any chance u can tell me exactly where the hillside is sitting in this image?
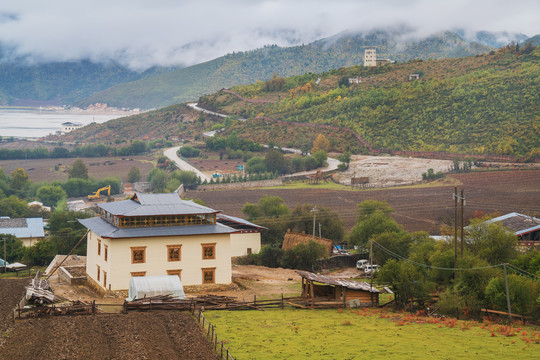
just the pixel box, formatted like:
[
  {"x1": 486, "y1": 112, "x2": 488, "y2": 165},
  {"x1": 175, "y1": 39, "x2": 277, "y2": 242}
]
[
  {"x1": 198, "y1": 46, "x2": 539, "y2": 158},
  {"x1": 0, "y1": 57, "x2": 170, "y2": 106},
  {"x1": 54, "y1": 46, "x2": 539, "y2": 160},
  {"x1": 77, "y1": 30, "x2": 492, "y2": 109}
]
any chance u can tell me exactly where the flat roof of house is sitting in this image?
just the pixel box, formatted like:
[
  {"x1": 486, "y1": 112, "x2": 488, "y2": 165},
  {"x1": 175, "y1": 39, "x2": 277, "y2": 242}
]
[
  {"x1": 98, "y1": 193, "x2": 220, "y2": 216},
  {"x1": 296, "y1": 270, "x2": 380, "y2": 293},
  {"x1": 487, "y1": 212, "x2": 540, "y2": 236},
  {"x1": 79, "y1": 217, "x2": 236, "y2": 239},
  {"x1": 0, "y1": 217, "x2": 45, "y2": 238}
]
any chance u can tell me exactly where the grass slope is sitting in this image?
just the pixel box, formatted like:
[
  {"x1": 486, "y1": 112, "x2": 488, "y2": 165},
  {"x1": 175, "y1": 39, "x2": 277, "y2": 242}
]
[{"x1": 206, "y1": 308, "x2": 539, "y2": 360}]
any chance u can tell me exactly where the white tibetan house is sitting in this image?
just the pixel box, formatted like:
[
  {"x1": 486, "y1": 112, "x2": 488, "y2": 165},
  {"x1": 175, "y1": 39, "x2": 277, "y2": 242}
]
[
  {"x1": 217, "y1": 214, "x2": 264, "y2": 257},
  {"x1": 79, "y1": 193, "x2": 262, "y2": 292}
]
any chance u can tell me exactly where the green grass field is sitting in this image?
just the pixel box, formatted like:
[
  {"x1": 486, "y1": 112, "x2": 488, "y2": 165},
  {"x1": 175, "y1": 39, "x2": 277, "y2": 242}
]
[{"x1": 205, "y1": 308, "x2": 539, "y2": 359}]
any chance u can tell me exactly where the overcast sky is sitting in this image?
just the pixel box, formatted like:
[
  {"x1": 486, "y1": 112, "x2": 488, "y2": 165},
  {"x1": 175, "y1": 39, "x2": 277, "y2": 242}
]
[{"x1": 1, "y1": 0, "x2": 538, "y2": 69}]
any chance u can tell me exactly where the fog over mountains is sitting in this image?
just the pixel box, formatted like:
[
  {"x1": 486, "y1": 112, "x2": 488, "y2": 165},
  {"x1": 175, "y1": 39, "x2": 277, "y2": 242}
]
[
  {"x1": 0, "y1": 27, "x2": 535, "y2": 109},
  {"x1": 1, "y1": 0, "x2": 538, "y2": 69}
]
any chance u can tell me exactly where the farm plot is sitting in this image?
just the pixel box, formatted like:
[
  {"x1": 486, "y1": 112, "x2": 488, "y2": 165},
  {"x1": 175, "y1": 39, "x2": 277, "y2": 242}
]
[
  {"x1": 188, "y1": 170, "x2": 540, "y2": 233},
  {"x1": 0, "y1": 279, "x2": 28, "y2": 333},
  {"x1": 0, "y1": 156, "x2": 154, "y2": 183},
  {"x1": 205, "y1": 308, "x2": 539, "y2": 360},
  {"x1": 0, "y1": 278, "x2": 219, "y2": 360},
  {"x1": 0, "y1": 311, "x2": 219, "y2": 360}
]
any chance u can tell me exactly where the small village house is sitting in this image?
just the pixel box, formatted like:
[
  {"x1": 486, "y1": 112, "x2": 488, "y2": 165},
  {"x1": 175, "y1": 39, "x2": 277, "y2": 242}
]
[
  {"x1": 216, "y1": 214, "x2": 264, "y2": 257},
  {"x1": 486, "y1": 212, "x2": 540, "y2": 248},
  {"x1": 0, "y1": 217, "x2": 46, "y2": 247},
  {"x1": 296, "y1": 270, "x2": 380, "y2": 307},
  {"x1": 61, "y1": 122, "x2": 83, "y2": 134},
  {"x1": 79, "y1": 193, "x2": 262, "y2": 292}
]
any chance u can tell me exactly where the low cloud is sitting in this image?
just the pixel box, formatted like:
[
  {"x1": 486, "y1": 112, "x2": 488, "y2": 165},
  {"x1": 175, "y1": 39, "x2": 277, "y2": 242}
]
[{"x1": 0, "y1": 0, "x2": 538, "y2": 70}]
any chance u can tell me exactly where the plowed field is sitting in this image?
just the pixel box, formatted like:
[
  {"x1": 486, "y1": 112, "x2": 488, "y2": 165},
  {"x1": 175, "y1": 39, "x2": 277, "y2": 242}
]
[
  {"x1": 0, "y1": 312, "x2": 218, "y2": 360},
  {"x1": 188, "y1": 170, "x2": 540, "y2": 234},
  {"x1": 0, "y1": 278, "x2": 28, "y2": 333},
  {"x1": 0, "y1": 279, "x2": 218, "y2": 360}
]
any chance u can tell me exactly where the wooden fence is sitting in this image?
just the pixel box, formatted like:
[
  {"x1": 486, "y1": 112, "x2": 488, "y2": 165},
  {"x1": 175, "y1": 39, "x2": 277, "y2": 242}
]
[{"x1": 193, "y1": 307, "x2": 235, "y2": 360}]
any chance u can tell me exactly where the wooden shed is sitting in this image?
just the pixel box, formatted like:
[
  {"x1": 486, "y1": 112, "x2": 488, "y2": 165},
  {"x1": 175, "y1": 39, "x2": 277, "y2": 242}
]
[{"x1": 296, "y1": 270, "x2": 380, "y2": 307}]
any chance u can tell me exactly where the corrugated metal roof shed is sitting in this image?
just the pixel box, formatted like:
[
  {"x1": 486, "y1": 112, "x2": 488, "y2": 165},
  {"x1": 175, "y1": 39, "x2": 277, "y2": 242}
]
[
  {"x1": 217, "y1": 214, "x2": 266, "y2": 229},
  {"x1": 78, "y1": 217, "x2": 236, "y2": 239},
  {"x1": 0, "y1": 217, "x2": 45, "y2": 238},
  {"x1": 98, "y1": 193, "x2": 220, "y2": 216},
  {"x1": 296, "y1": 270, "x2": 380, "y2": 293},
  {"x1": 487, "y1": 212, "x2": 540, "y2": 236}
]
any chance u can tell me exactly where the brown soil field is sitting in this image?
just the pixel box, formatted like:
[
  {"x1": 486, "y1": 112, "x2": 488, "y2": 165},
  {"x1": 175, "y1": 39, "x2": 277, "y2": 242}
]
[
  {"x1": 0, "y1": 278, "x2": 219, "y2": 360},
  {"x1": 187, "y1": 170, "x2": 540, "y2": 234},
  {"x1": 0, "y1": 312, "x2": 219, "y2": 360},
  {"x1": 0, "y1": 278, "x2": 28, "y2": 333},
  {"x1": 0, "y1": 156, "x2": 155, "y2": 183}
]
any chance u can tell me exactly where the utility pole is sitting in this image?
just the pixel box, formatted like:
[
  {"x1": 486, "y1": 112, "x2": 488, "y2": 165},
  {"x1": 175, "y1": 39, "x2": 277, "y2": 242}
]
[
  {"x1": 460, "y1": 189, "x2": 465, "y2": 258},
  {"x1": 319, "y1": 223, "x2": 322, "y2": 241},
  {"x1": 453, "y1": 187, "x2": 458, "y2": 280},
  {"x1": 369, "y1": 240, "x2": 374, "y2": 306},
  {"x1": 503, "y1": 264, "x2": 512, "y2": 323},
  {"x1": 3, "y1": 236, "x2": 6, "y2": 273},
  {"x1": 311, "y1": 207, "x2": 317, "y2": 241}
]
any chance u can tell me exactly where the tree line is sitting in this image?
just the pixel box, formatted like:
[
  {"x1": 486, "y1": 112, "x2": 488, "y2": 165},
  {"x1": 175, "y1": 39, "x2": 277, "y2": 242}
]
[{"x1": 0, "y1": 139, "x2": 171, "y2": 160}]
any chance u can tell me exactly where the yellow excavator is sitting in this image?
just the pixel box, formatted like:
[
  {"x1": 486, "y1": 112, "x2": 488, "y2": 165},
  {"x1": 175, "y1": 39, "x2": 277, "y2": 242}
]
[{"x1": 88, "y1": 185, "x2": 111, "y2": 199}]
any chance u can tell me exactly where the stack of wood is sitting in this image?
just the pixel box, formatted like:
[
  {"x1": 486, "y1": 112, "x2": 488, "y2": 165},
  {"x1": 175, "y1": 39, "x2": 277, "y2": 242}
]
[
  {"x1": 17, "y1": 300, "x2": 96, "y2": 318},
  {"x1": 25, "y1": 270, "x2": 56, "y2": 305}
]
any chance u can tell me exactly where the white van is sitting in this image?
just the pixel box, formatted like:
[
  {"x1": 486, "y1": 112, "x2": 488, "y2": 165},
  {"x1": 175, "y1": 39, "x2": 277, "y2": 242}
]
[
  {"x1": 356, "y1": 260, "x2": 368, "y2": 270},
  {"x1": 363, "y1": 264, "x2": 379, "y2": 275}
]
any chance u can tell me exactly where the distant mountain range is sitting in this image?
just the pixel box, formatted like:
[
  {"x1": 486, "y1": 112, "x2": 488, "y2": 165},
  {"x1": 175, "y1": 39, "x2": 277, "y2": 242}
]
[{"x1": 0, "y1": 29, "x2": 535, "y2": 109}]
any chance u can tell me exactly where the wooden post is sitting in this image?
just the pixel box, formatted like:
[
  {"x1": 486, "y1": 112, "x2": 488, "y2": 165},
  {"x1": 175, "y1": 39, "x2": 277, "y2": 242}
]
[
  {"x1": 281, "y1": 293, "x2": 284, "y2": 309},
  {"x1": 221, "y1": 343, "x2": 223, "y2": 358}
]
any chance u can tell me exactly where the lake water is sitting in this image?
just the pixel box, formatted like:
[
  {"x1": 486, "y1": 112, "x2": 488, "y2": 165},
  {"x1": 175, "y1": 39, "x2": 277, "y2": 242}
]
[{"x1": 0, "y1": 108, "x2": 131, "y2": 138}]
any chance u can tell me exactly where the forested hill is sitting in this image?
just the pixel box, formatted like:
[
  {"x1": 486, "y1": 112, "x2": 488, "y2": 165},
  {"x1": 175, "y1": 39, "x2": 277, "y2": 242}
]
[
  {"x1": 0, "y1": 57, "x2": 174, "y2": 106},
  {"x1": 77, "y1": 30, "x2": 492, "y2": 109},
  {"x1": 198, "y1": 45, "x2": 539, "y2": 158}
]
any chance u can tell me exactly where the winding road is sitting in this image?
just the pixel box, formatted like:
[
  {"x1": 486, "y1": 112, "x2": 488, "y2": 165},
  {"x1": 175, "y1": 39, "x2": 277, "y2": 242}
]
[
  {"x1": 164, "y1": 103, "x2": 340, "y2": 180},
  {"x1": 163, "y1": 146, "x2": 211, "y2": 182}
]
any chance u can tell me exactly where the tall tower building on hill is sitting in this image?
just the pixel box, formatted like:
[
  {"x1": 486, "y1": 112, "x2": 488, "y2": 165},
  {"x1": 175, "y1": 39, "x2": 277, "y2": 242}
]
[{"x1": 364, "y1": 47, "x2": 376, "y2": 67}]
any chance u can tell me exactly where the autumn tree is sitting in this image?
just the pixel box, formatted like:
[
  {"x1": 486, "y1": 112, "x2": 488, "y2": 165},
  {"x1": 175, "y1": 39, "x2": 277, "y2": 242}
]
[{"x1": 311, "y1": 134, "x2": 330, "y2": 153}]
